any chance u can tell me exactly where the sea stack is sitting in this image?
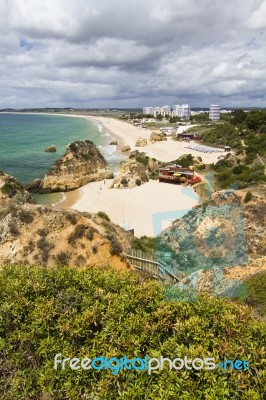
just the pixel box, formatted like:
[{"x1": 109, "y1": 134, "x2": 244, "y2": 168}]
[
  {"x1": 45, "y1": 145, "x2": 57, "y2": 152},
  {"x1": 39, "y1": 140, "x2": 113, "y2": 192}
]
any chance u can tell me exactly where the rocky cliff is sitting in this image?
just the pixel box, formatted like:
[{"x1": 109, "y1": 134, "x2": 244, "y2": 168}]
[
  {"x1": 29, "y1": 140, "x2": 113, "y2": 193},
  {"x1": 0, "y1": 170, "x2": 34, "y2": 210},
  {"x1": 0, "y1": 202, "x2": 133, "y2": 271},
  {"x1": 110, "y1": 151, "x2": 162, "y2": 189}
]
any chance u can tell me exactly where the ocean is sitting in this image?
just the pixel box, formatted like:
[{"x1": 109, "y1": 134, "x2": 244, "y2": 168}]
[{"x1": 0, "y1": 113, "x2": 124, "y2": 204}]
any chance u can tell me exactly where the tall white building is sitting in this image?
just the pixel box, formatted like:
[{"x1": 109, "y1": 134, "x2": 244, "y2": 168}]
[
  {"x1": 143, "y1": 107, "x2": 154, "y2": 115},
  {"x1": 153, "y1": 107, "x2": 161, "y2": 117},
  {"x1": 173, "y1": 104, "x2": 191, "y2": 119},
  {"x1": 173, "y1": 105, "x2": 181, "y2": 117},
  {"x1": 180, "y1": 104, "x2": 191, "y2": 120},
  {"x1": 209, "y1": 104, "x2": 221, "y2": 120},
  {"x1": 161, "y1": 105, "x2": 171, "y2": 117}
]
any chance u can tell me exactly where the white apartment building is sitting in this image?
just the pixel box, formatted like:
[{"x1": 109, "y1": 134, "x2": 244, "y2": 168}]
[
  {"x1": 173, "y1": 105, "x2": 181, "y2": 117},
  {"x1": 152, "y1": 107, "x2": 161, "y2": 117},
  {"x1": 161, "y1": 105, "x2": 171, "y2": 117},
  {"x1": 181, "y1": 104, "x2": 191, "y2": 120},
  {"x1": 143, "y1": 107, "x2": 154, "y2": 115},
  {"x1": 173, "y1": 104, "x2": 191, "y2": 119},
  {"x1": 209, "y1": 104, "x2": 221, "y2": 120}
]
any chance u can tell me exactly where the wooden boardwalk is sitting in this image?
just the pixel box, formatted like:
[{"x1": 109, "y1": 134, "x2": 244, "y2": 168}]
[{"x1": 124, "y1": 249, "x2": 185, "y2": 285}]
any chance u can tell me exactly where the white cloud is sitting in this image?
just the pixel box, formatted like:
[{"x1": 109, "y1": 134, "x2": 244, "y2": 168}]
[{"x1": 0, "y1": 0, "x2": 266, "y2": 108}]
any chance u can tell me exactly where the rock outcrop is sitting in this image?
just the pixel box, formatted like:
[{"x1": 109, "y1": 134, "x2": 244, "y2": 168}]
[
  {"x1": 0, "y1": 170, "x2": 34, "y2": 210},
  {"x1": 110, "y1": 159, "x2": 149, "y2": 189},
  {"x1": 135, "y1": 137, "x2": 147, "y2": 147},
  {"x1": 121, "y1": 144, "x2": 131, "y2": 152},
  {"x1": 0, "y1": 203, "x2": 133, "y2": 270},
  {"x1": 110, "y1": 151, "x2": 163, "y2": 189},
  {"x1": 45, "y1": 145, "x2": 57, "y2": 152},
  {"x1": 149, "y1": 132, "x2": 167, "y2": 144},
  {"x1": 34, "y1": 141, "x2": 113, "y2": 192}
]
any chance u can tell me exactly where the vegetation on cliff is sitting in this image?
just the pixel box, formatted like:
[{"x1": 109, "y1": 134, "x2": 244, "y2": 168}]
[{"x1": 0, "y1": 264, "x2": 265, "y2": 399}]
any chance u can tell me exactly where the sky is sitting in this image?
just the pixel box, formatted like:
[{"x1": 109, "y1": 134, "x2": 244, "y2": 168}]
[{"x1": 1, "y1": 0, "x2": 266, "y2": 109}]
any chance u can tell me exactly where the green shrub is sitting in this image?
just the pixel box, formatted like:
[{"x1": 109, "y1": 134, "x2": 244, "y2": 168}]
[
  {"x1": 97, "y1": 211, "x2": 110, "y2": 221},
  {"x1": 234, "y1": 271, "x2": 266, "y2": 318},
  {"x1": 132, "y1": 236, "x2": 156, "y2": 254},
  {"x1": 107, "y1": 232, "x2": 123, "y2": 255},
  {"x1": 55, "y1": 251, "x2": 70, "y2": 265},
  {"x1": 86, "y1": 227, "x2": 95, "y2": 241},
  {"x1": 65, "y1": 213, "x2": 77, "y2": 225},
  {"x1": 19, "y1": 209, "x2": 34, "y2": 224},
  {"x1": 1, "y1": 182, "x2": 17, "y2": 197},
  {"x1": 68, "y1": 224, "x2": 86, "y2": 244},
  {"x1": 244, "y1": 191, "x2": 253, "y2": 203},
  {"x1": 0, "y1": 265, "x2": 265, "y2": 399},
  {"x1": 135, "y1": 178, "x2": 141, "y2": 186},
  {"x1": 196, "y1": 163, "x2": 206, "y2": 170}
]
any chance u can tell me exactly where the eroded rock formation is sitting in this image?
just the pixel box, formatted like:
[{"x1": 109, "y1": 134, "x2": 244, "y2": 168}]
[{"x1": 31, "y1": 141, "x2": 114, "y2": 192}]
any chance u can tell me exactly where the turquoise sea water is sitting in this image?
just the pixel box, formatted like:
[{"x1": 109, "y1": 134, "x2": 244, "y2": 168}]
[
  {"x1": 0, "y1": 113, "x2": 108, "y2": 184},
  {"x1": 0, "y1": 113, "x2": 125, "y2": 205}
]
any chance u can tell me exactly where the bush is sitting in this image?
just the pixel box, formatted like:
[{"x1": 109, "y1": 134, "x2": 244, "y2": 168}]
[
  {"x1": 55, "y1": 251, "x2": 70, "y2": 265},
  {"x1": 66, "y1": 213, "x2": 77, "y2": 225},
  {"x1": 132, "y1": 236, "x2": 156, "y2": 253},
  {"x1": 107, "y1": 232, "x2": 123, "y2": 255},
  {"x1": 68, "y1": 224, "x2": 86, "y2": 244},
  {"x1": 19, "y1": 209, "x2": 34, "y2": 224},
  {"x1": 97, "y1": 211, "x2": 110, "y2": 221},
  {"x1": 1, "y1": 182, "x2": 17, "y2": 198},
  {"x1": 244, "y1": 191, "x2": 253, "y2": 203},
  {"x1": 196, "y1": 163, "x2": 206, "y2": 170},
  {"x1": 135, "y1": 178, "x2": 141, "y2": 186},
  {"x1": 234, "y1": 271, "x2": 266, "y2": 318},
  {"x1": 9, "y1": 222, "x2": 19, "y2": 236},
  {"x1": 37, "y1": 236, "x2": 54, "y2": 252},
  {"x1": 121, "y1": 177, "x2": 128, "y2": 186},
  {"x1": 92, "y1": 245, "x2": 98, "y2": 254},
  {"x1": 0, "y1": 265, "x2": 265, "y2": 399},
  {"x1": 86, "y1": 227, "x2": 95, "y2": 241}
]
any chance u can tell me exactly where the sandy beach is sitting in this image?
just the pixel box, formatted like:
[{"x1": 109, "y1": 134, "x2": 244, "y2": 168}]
[
  {"x1": 90, "y1": 116, "x2": 227, "y2": 164},
  {"x1": 57, "y1": 179, "x2": 199, "y2": 237},
  {"x1": 55, "y1": 114, "x2": 225, "y2": 237}
]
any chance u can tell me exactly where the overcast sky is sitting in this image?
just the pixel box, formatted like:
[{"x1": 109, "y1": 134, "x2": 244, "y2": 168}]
[{"x1": 1, "y1": 0, "x2": 266, "y2": 108}]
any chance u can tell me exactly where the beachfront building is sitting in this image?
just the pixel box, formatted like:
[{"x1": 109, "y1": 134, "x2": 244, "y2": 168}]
[
  {"x1": 173, "y1": 105, "x2": 181, "y2": 117},
  {"x1": 173, "y1": 104, "x2": 191, "y2": 119},
  {"x1": 209, "y1": 104, "x2": 221, "y2": 120},
  {"x1": 143, "y1": 107, "x2": 154, "y2": 115},
  {"x1": 180, "y1": 104, "x2": 191, "y2": 120},
  {"x1": 153, "y1": 107, "x2": 162, "y2": 117},
  {"x1": 161, "y1": 105, "x2": 171, "y2": 117}
]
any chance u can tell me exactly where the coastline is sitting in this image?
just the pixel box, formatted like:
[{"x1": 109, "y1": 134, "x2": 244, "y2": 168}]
[
  {"x1": 56, "y1": 179, "x2": 199, "y2": 237},
  {"x1": 53, "y1": 114, "x2": 225, "y2": 236},
  {"x1": 9, "y1": 111, "x2": 220, "y2": 236}
]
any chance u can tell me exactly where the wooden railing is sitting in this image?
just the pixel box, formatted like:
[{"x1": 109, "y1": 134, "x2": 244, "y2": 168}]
[{"x1": 124, "y1": 249, "x2": 185, "y2": 285}]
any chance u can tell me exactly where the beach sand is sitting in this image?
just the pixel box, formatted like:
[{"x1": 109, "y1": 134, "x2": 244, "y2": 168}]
[
  {"x1": 90, "y1": 116, "x2": 227, "y2": 164},
  {"x1": 57, "y1": 179, "x2": 199, "y2": 237},
  {"x1": 55, "y1": 114, "x2": 225, "y2": 237}
]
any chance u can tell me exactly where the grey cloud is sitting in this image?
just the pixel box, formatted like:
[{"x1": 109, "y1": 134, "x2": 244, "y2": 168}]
[{"x1": 0, "y1": 0, "x2": 266, "y2": 108}]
